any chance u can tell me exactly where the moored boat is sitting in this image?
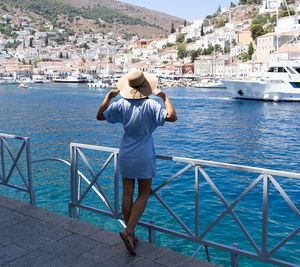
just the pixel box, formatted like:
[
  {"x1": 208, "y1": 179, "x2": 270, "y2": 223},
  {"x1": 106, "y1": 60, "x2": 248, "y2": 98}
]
[
  {"x1": 53, "y1": 74, "x2": 88, "y2": 83},
  {"x1": 222, "y1": 62, "x2": 300, "y2": 102}
]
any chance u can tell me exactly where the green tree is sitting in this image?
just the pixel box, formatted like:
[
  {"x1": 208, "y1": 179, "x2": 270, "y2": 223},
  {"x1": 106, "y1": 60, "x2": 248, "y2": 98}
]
[
  {"x1": 176, "y1": 34, "x2": 184, "y2": 43},
  {"x1": 29, "y1": 37, "x2": 33, "y2": 48},
  {"x1": 45, "y1": 36, "x2": 49, "y2": 46},
  {"x1": 171, "y1": 22, "x2": 175, "y2": 34},
  {"x1": 190, "y1": 50, "x2": 199, "y2": 62},
  {"x1": 250, "y1": 24, "x2": 264, "y2": 40},
  {"x1": 201, "y1": 24, "x2": 204, "y2": 36},
  {"x1": 177, "y1": 45, "x2": 186, "y2": 59},
  {"x1": 184, "y1": 20, "x2": 187, "y2": 27},
  {"x1": 248, "y1": 42, "x2": 254, "y2": 60},
  {"x1": 217, "y1": 5, "x2": 221, "y2": 13}
]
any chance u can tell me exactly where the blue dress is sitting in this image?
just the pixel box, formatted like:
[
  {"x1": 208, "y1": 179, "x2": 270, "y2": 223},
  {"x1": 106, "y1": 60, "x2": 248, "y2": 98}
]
[{"x1": 103, "y1": 98, "x2": 167, "y2": 179}]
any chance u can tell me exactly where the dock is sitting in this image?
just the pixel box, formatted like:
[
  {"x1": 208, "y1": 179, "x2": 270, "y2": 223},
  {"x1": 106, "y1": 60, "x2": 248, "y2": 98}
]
[{"x1": 0, "y1": 195, "x2": 220, "y2": 267}]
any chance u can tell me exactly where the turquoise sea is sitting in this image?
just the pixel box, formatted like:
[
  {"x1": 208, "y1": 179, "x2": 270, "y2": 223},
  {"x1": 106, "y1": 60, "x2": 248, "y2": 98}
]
[{"x1": 0, "y1": 83, "x2": 299, "y2": 266}]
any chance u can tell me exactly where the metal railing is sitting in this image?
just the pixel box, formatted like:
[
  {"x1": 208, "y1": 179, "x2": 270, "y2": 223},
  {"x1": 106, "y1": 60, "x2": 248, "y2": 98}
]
[
  {"x1": 69, "y1": 142, "x2": 300, "y2": 267},
  {"x1": 0, "y1": 134, "x2": 298, "y2": 266},
  {"x1": 0, "y1": 133, "x2": 35, "y2": 205}
]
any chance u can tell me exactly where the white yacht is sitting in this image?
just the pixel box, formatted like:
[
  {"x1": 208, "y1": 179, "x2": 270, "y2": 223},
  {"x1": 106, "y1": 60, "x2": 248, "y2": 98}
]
[
  {"x1": 222, "y1": 62, "x2": 300, "y2": 102},
  {"x1": 53, "y1": 74, "x2": 89, "y2": 83}
]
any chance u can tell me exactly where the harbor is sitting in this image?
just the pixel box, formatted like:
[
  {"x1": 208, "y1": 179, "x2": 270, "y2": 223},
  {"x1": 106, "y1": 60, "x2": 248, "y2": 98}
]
[{"x1": 0, "y1": 83, "x2": 299, "y2": 266}]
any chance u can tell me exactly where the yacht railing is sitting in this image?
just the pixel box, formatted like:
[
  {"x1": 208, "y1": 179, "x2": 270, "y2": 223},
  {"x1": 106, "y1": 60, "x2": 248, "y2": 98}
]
[{"x1": 69, "y1": 142, "x2": 299, "y2": 267}]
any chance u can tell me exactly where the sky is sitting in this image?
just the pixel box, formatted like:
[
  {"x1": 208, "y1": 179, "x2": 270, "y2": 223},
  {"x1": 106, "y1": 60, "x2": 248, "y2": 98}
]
[{"x1": 118, "y1": 0, "x2": 239, "y2": 22}]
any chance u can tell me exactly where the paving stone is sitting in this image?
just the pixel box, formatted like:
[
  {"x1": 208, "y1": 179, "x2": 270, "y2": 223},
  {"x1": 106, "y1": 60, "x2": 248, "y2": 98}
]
[
  {"x1": 8, "y1": 249, "x2": 58, "y2": 267},
  {"x1": 0, "y1": 212, "x2": 29, "y2": 231},
  {"x1": 103, "y1": 249, "x2": 140, "y2": 266},
  {"x1": 154, "y1": 249, "x2": 213, "y2": 267},
  {"x1": 87, "y1": 227, "x2": 121, "y2": 247},
  {"x1": 38, "y1": 233, "x2": 99, "y2": 260},
  {"x1": 0, "y1": 195, "x2": 218, "y2": 267},
  {"x1": 77, "y1": 242, "x2": 120, "y2": 262},
  {"x1": 22, "y1": 206, "x2": 74, "y2": 227},
  {"x1": 0, "y1": 218, "x2": 71, "y2": 251},
  {"x1": 126, "y1": 257, "x2": 166, "y2": 267},
  {"x1": 175, "y1": 256, "x2": 220, "y2": 267},
  {"x1": 135, "y1": 240, "x2": 172, "y2": 261},
  {"x1": 0, "y1": 245, "x2": 27, "y2": 265},
  {"x1": 63, "y1": 218, "x2": 100, "y2": 237}
]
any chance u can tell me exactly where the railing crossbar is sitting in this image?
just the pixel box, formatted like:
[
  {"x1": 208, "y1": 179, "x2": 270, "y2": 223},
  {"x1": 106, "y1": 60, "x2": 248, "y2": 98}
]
[
  {"x1": 269, "y1": 176, "x2": 300, "y2": 219},
  {"x1": 152, "y1": 191, "x2": 194, "y2": 237},
  {"x1": 152, "y1": 163, "x2": 193, "y2": 193},
  {"x1": 76, "y1": 148, "x2": 114, "y2": 213},
  {"x1": 199, "y1": 167, "x2": 261, "y2": 254},
  {"x1": 1, "y1": 137, "x2": 29, "y2": 189},
  {"x1": 157, "y1": 155, "x2": 300, "y2": 179},
  {"x1": 0, "y1": 182, "x2": 29, "y2": 192},
  {"x1": 192, "y1": 244, "x2": 204, "y2": 257},
  {"x1": 198, "y1": 174, "x2": 264, "y2": 241},
  {"x1": 77, "y1": 150, "x2": 113, "y2": 204},
  {"x1": 5, "y1": 140, "x2": 26, "y2": 183}
]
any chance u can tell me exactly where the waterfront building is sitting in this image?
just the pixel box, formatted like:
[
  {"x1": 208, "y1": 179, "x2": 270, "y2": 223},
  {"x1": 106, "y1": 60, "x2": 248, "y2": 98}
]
[{"x1": 256, "y1": 32, "x2": 294, "y2": 64}]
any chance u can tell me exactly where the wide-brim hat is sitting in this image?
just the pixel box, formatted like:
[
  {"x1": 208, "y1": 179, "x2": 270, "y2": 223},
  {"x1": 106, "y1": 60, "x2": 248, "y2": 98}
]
[{"x1": 117, "y1": 69, "x2": 158, "y2": 99}]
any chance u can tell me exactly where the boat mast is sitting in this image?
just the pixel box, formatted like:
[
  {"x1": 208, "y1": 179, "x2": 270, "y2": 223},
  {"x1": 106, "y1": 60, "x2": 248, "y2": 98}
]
[
  {"x1": 113, "y1": 19, "x2": 116, "y2": 75},
  {"x1": 276, "y1": 0, "x2": 279, "y2": 62},
  {"x1": 229, "y1": 10, "x2": 232, "y2": 78}
]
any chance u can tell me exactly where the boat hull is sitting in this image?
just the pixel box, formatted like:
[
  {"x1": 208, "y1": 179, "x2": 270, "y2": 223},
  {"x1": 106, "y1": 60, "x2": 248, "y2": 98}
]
[
  {"x1": 222, "y1": 80, "x2": 300, "y2": 102},
  {"x1": 53, "y1": 80, "x2": 88, "y2": 83}
]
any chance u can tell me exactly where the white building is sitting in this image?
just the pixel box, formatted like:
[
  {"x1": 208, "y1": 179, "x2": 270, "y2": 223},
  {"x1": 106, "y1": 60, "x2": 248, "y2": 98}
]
[
  {"x1": 276, "y1": 16, "x2": 300, "y2": 34},
  {"x1": 259, "y1": 0, "x2": 283, "y2": 14}
]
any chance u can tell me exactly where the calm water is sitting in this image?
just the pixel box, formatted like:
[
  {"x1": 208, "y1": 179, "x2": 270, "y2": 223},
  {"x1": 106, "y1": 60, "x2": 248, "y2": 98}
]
[{"x1": 0, "y1": 83, "x2": 299, "y2": 266}]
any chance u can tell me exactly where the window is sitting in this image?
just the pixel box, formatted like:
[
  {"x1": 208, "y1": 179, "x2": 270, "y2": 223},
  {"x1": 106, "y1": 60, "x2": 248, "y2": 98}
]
[
  {"x1": 267, "y1": 67, "x2": 287, "y2": 73},
  {"x1": 286, "y1": 67, "x2": 295, "y2": 74},
  {"x1": 294, "y1": 67, "x2": 300, "y2": 74}
]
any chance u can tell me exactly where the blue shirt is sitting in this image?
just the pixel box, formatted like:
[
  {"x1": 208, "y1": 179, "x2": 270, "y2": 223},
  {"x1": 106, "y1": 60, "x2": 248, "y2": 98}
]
[{"x1": 103, "y1": 98, "x2": 167, "y2": 179}]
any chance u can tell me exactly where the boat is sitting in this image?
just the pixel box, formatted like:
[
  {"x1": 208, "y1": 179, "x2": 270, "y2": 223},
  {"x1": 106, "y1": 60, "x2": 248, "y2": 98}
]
[
  {"x1": 88, "y1": 80, "x2": 108, "y2": 89},
  {"x1": 194, "y1": 79, "x2": 226, "y2": 89},
  {"x1": 53, "y1": 74, "x2": 89, "y2": 83},
  {"x1": 18, "y1": 83, "x2": 29, "y2": 88},
  {"x1": 222, "y1": 62, "x2": 300, "y2": 102}
]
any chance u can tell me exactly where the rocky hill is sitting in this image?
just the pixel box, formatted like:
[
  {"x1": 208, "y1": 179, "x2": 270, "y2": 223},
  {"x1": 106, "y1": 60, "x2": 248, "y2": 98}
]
[{"x1": 0, "y1": 0, "x2": 185, "y2": 38}]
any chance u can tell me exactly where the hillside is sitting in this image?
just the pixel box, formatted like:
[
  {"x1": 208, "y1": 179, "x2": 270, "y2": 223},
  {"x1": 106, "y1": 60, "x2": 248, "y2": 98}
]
[
  {"x1": 64, "y1": 0, "x2": 185, "y2": 34},
  {"x1": 0, "y1": 0, "x2": 185, "y2": 38}
]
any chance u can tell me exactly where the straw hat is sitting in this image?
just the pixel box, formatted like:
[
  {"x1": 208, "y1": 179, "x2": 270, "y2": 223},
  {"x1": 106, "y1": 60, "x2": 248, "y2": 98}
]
[{"x1": 117, "y1": 69, "x2": 158, "y2": 99}]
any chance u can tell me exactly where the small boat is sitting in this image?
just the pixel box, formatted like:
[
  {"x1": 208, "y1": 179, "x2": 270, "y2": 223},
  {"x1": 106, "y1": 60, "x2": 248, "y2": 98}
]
[
  {"x1": 222, "y1": 61, "x2": 300, "y2": 102},
  {"x1": 53, "y1": 74, "x2": 89, "y2": 83},
  {"x1": 88, "y1": 80, "x2": 108, "y2": 89},
  {"x1": 18, "y1": 83, "x2": 29, "y2": 88}
]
